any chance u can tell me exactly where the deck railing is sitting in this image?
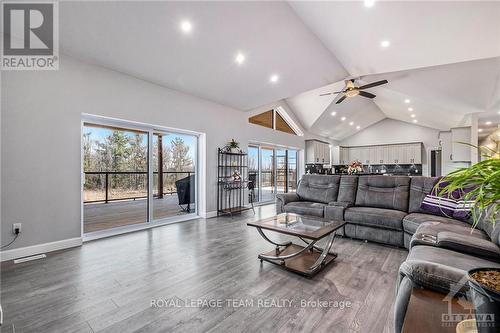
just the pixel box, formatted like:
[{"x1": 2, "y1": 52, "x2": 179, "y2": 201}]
[
  {"x1": 84, "y1": 171, "x2": 193, "y2": 204},
  {"x1": 249, "y1": 170, "x2": 297, "y2": 191}
]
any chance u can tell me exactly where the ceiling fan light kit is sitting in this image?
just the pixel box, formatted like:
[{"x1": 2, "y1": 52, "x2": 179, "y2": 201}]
[{"x1": 320, "y1": 78, "x2": 389, "y2": 104}]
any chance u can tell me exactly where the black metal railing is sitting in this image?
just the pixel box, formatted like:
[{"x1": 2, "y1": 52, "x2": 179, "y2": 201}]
[
  {"x1": 248, "y1": 170, "x2": 297, "y2": 191},
  {"x1": 84, "y1": 171, "x2": 194, "y2": 204}
]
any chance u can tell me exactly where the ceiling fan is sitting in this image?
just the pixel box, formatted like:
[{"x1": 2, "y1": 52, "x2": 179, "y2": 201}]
[{"x1": 320, "y1": 78, "x2": 388, "y2": 104}]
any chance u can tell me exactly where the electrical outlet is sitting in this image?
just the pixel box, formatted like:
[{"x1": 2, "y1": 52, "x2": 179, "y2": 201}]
[{"x1": 13, "y1": 223, "x2": 22, "y2": 234}]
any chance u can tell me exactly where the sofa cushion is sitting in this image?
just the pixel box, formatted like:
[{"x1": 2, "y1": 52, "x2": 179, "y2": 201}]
[
  {"x1": 410, "y1": 221, "x2": 488, "y2": 249},
  {"x1": 337, "y1": 175, "x2": 358, "y2": 204},
  {"x1": 345, "y1": 206, "x2": 406, "y2": 231},
  {"x1": 344, "y1": 223, "x2": 404, "y2": 247},
  {"x1": 403, "y1": 213, "x2": 465, "y2": 235},
  {"x1": 355, "y1": 176, "x2": 410, "y2": 212},
  {"x1": 284, "y1": 201, "x2": 326, "y2": 217},
  {"x1": 296, "y1": 175, "x2": 341, "y2": 204},
  {"x1": 408, "y1": 176, "x2": 439, "y2": 213},
  {"x1": 400, "y1": 245, "x2": 500, "y2": 295}
]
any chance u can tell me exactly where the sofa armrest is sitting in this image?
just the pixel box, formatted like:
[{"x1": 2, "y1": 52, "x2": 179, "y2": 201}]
[
  {"x1": 436, "y1": 232, "x2": 500, "y2": 262},
  {"x1": 275, "y1": 193, "x2": 300, "y2": 214},
  {"x1": 324, "y1": 201, "x2": 352, "y2": 221},
  {"x1": 276, "y1": 193, "x2": 300, "y2": 205},
  {"x1": 399, "y1": 259, "x2": 468, "y2": 296}
]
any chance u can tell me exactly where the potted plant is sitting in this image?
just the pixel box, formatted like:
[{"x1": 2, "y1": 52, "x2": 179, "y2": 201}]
[
  {"x1": 226, "y1": 139, "x2": 241, "y2": 154},
  {"x1": 437, "y1": 140, "x2": 500, "y2": 333}
]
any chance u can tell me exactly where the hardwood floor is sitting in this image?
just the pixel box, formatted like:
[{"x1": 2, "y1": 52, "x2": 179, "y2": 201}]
[{"x1": 0, "y1": 205, "x2": 408, "y2": 333}]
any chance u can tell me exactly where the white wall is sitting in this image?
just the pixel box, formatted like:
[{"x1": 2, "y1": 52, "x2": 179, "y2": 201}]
[
  {"x1": 339, "y1": 118, "x2": 441, "y2": 175},
  {"x1": 1, "y1": 55, "x2": 323, "y2": 252}
]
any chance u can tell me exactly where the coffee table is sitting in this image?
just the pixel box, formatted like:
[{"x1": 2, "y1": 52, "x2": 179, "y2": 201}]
[{"x1": 247, "y1": 213, "x2": 345, "y2": 278}]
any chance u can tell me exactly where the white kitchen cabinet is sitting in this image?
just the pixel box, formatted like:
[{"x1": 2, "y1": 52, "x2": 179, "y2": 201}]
[
  {"x1": 331, "y1": 146, "x2": 340, "y2": 165},
  {"x1": 339, "y1": 147, "x2": 349, "y2": 164},
  {"x1": 336, "y1": 143, "x2": 423, "y2": 165},
  {"x1": 369, "y1": 147, "x2": 378, "y2": 165},
  {"x1": 305, "y1": 140, "x2": 331, "y2": 165}
]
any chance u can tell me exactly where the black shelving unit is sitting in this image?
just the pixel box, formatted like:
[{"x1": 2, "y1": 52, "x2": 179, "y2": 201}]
[{"x1": 217, "y1": 148, "x2": 255, "y2": 217}]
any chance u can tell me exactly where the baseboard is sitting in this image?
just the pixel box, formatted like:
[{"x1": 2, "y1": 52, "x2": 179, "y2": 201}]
[
  {"x1": 0, "y1": 237, "x2": 82, "y2": 262},
  {"x1": 201, "y1": 210, "x2": 217, "y2": 219}
]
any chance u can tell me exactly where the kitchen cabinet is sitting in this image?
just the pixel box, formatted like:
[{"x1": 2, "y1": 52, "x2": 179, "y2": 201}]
[
  {"x1": 340, "y1": 147, "x2": 349, "y2": 165},
  {"x1": 306, "y1": 140, "x2": 331, "y2": 165},
  {"x1": 336, "y1": 143, "x2": 423, "y2": 165}
]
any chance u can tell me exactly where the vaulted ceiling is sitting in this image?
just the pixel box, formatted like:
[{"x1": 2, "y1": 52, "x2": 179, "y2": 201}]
[
  {"x1": 58, "y1": 1, "x2": 347, "y2": 111},
  {"x1": 57, "y1": 1, "x2": 500, "y2": 140},
  {"x1": 287, "y1": 0, "x2": 500, "y2": 140}
]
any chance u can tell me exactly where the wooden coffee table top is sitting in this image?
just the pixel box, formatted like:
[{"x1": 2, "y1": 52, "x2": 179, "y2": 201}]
[{"x1": 247, "y1": 213, "x2": 345, "y2": 240}]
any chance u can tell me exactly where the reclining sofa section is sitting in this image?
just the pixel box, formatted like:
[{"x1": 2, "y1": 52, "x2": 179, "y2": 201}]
[{"x1": 277, "y1": 174, "x2": 446, "y2": 248}]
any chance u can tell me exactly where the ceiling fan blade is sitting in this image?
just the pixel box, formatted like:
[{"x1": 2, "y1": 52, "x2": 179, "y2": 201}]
[
  {"x1": 335, "y1": 95, "x2": 347, "y2": 104},
  {"x1": 359, "y1": 91, "x2": 376, "y2": 99},
  {"x1": 320, "y1": 90, "x2": 345, "y2": 97},
  {"x1": 358, "y1": 79, "x2": 388, "y2": 90}
]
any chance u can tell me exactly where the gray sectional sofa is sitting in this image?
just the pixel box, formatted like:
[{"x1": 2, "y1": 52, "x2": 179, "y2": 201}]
[{"x1": 276, "y1": 174, "x2": 500, "y2": 333}]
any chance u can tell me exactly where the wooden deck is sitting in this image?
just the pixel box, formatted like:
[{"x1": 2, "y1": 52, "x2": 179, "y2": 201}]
[{"x1": 84, "y1": 195, "x2": 191, "y2": 233}]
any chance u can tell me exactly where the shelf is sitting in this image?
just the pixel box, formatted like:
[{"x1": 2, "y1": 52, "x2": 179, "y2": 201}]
[
  {"x1": 218, "y1": 206, "x2": 254, "y2": 215},
  {"x1": 218, "y1": 165, "x2": 248, "y2": 168},
  {"x1": 219, "y1": 151, "x2": 247, "y2": 156}
]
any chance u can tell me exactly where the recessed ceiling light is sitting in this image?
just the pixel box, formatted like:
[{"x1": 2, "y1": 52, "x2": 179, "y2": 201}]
[
  {"x1": 498, "y1": 110, "x2": 500, "y2": 114},
  {"x1": 364, "y1": 0, "x2": 375, "y2": 8},
  {"x1": 356, "y1": 125, "x2": 361, "y2": 130},
  {"x1": 180, "y1": 20, "x2": 192, "y2": 33},
  {"x1": 380, "y1": 40, "x2": 390, "y2": 48},
  {"x1": 478, "y1": 128, "x2": 483, "y2": 132},
  {"x1": 485, "y1": 121, "x2": 492, "y2": 125},
  {"x1": 408, "y1": 107, "x2": 413, "y2": 112},
  {"x1": 269, "y1": 74, "x2": 279, "y2": 83},
  {"x1": 411, "y1": 114, "x2": 416, "y2": 118},
  {"x1": 331, "y1": 111, "x2": 337, "y2": 116},
  {"x1": 404, "y1": 99, "x2": 411, "y2": 104},
  {"x1": 413, "y1": 119, "x2": 418, "y2": 123},
  {"x1": 349, "y1": 121, "x2": 354, "y2": 126},
  {"x1": 235, "y1": 52, "x2": 245, "y2": 65},
  {"x1": 341, "y1": 116, "x2": 346, "y2": 121}
]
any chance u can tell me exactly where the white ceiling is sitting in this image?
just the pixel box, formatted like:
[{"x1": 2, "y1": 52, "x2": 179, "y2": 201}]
[
  {"x1": 49, "y1": 1, "x2": 500, "y2": 140},
  {"x1": 289, "y1": 1, "x2": 500, "y2": 76},
  {"x1": 58, "y1": 1, "x2": 347, "y2": 111},
  {"x1": 286, "y1": 1, "x2": 500, "y2": 140}
]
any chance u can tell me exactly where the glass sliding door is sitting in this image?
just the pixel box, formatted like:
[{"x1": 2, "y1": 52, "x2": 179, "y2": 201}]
[
  {"x1": 248, "y1": 145, "x2": 260, "y2": 203},
  {"x1": 248, "y1": 144, "x2": 299, "y2": 203},
  {"x1": 83, "y1": 119, "x2": 199, "y2": 236},
  {"x1": 83, "y1": 124, "x2": 149, "y2": 233},
  {"x1": 260, "y1": 147, "x2": 275, "y2": 202},
  {"x1": 275, "y1": 149, "x2": 287, "y2": 195},
  {"x1": 287, "y1": 149, "x2": 298, "y2": 192},
  {"x1": 152, "y1": 132, "x2": 197, "y2": 220}
]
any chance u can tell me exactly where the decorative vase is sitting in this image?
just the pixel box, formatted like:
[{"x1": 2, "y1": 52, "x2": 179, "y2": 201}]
[{"x1": 468, "y1": 268, "x2": 500, "y2": 333}]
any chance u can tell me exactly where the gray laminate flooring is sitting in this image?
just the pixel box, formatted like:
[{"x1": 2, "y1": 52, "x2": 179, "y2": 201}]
[{"x1": 0, "y1": 204, "x2": 408, "y2": 333}]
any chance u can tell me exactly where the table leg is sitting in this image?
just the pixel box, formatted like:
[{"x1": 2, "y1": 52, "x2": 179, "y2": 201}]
[{"x1": 308, "y1": 231, "x2": 337, "y2": 272}]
